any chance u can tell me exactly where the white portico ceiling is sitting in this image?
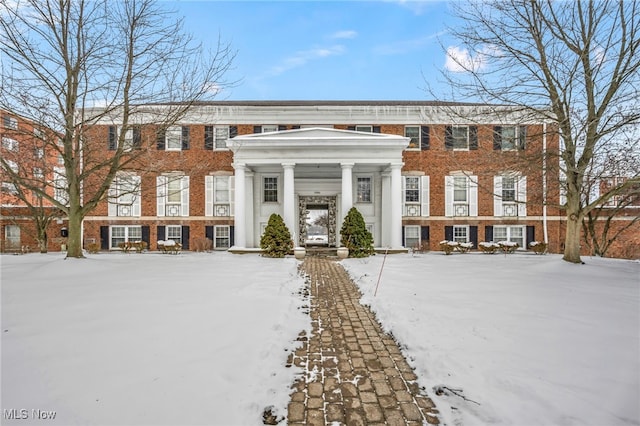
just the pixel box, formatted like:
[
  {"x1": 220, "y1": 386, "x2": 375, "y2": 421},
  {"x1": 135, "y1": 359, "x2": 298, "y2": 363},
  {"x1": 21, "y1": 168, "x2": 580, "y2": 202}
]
[{"x1": 227, "y1": 127, "x2": 409, "y2": 166}]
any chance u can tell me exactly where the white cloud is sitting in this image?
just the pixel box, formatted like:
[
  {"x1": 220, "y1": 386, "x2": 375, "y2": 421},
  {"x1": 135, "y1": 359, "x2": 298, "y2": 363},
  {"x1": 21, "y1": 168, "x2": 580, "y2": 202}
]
[
  {"x1": 445, "y1": 45, "x2": 492, "y2": 73},
  {"x1": 268, "y1": 45, "x2": 346, "y2": 76},
  {"x1": 331, "y1": 30, "x2": 357, "y2": 40},
  {"x1": 374, "y1": 31, "x2": 446, "y2": 55}
]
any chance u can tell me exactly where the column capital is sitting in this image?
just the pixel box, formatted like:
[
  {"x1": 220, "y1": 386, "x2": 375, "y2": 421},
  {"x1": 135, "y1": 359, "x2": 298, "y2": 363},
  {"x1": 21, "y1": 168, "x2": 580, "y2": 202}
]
[
  {"x1": 389, "y1": 162, "x2": 404, "y2": 170},
  {"x1": 341, "y1": 162, "x2": 355, "y2": 169},
  {"x1": 232, "y1": 162, "x2": 247, "y2": 171},
  {"x1": 281, "y1": 162, "x2": 296, "y2": 169}
]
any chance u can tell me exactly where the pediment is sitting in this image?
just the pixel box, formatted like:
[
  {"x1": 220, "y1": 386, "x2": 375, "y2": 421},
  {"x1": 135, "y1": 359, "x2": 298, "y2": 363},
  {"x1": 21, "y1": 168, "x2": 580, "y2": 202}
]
[{"x1": 231, "y1": 127, "x2": 405, "y2": 141}]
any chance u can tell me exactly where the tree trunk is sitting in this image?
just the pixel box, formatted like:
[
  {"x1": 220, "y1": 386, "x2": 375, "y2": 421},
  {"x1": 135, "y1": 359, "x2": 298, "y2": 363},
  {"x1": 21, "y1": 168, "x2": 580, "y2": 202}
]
[
  {"x1": 66, "y1": 207, "x2": 85, "y2": 258},
  {"x1": 563, "y1": 211, "x2": 583, "y2": 263},
  {"x1": 37, "y1": 229, "x2": 48, "y2": 253}
]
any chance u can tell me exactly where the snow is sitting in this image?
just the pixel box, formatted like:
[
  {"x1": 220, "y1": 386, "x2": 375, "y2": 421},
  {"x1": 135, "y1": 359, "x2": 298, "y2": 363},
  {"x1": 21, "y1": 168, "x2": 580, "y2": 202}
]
[{"x1": 2, "y1": 250, "x2": 639, "y2": 426}]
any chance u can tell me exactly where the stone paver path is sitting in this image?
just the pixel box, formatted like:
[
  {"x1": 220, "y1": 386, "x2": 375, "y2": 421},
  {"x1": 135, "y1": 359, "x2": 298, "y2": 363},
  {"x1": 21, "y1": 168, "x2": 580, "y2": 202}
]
[{"x1": 287, "y1": 256, "x2": 440, "y2": 425}]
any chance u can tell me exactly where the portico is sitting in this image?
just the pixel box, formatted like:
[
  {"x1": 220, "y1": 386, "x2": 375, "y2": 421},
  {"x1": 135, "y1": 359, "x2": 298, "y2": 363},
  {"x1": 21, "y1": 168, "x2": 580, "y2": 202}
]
[{"x1": 227, "y1": 128, "x2": 409, "y2": 250}]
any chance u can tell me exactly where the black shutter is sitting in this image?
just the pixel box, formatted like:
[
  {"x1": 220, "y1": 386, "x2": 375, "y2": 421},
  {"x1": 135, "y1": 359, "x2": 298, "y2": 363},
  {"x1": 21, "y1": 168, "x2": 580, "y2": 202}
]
[
  {"x1": 485, "y1": 225, "x2": 493, "y2": 242},
  {"x1": 526, "y1": 225, "x2": 535, "y2": 246},
  {"x1": 253, "y1": 125, "x2": 261, "y2": 134},
  {"x1": 278, "y1": 125, "x2": 287, "y2": 131},
  {"x1": 518, "y1": 126, "x2": 527, "y2": 150},
  {"x1": 156, "y1": 129, "x2": 165, "y2": 150},
  {"x1": 181, "y1": 126, "x2": 190, "y2": 150},
  {"x1": 402, "y1": 226, "x2": 406, "y2": 246},
  {"x1": 205, "y1": 225, "x2": 214, "y2": 242},
  {"x1": 420, "y1": 126, "x2": 430, "y2": 150},
  {"x1": 100, "y1": 226, "x2": 109, "y2": 249},
  {"x1": 493, "y1": 126, "x2": 502, "y2": 150},
  {"x1": 108, "y1": 126, "x2": 117, "y2": 150},
  {"x1": 141, "y1": 226, "x2": 150, "y2": 247},
  {"x1": 292, "y1": 125, "x2": 301, "y2": 129},
  {"x1": 373, "y1": 126, "x2": 381, "y2": 133},
  {"x1": 469, "y1": 126, "x2": 478, "y2": 150},
  {"x1": 157, "y1": 225, "x2": 165, "y2": 241},
  {"x1": 204, "y1": 126, "x2": 214, "y2": 150},
  {"x1": 347, "y1": 126, "x2": 356, "y2": 131},
  {"x1": 470, "y1": 226, "x2": 478, "y2": 248},
  {"x1": 445, "y1": 126, "x2": 453, "y2": 150},
  {"x1": 181, "y1": 226, "x2": 190, "y2": 250},
  {"x1": 229, "y1": 126, "x2": 238, "y2": 138},
  {"x1": 132, "y1": 126, "x2": 142, "y2": 149},
  {"x1": 229, "y1": 225, "x2": 235, "y2": 247},
  {"x1": 420, "y1": 226, "x2": 430, "y2": 243},
  {"x1": 444, "y1": 226, "x2": 453, "y2": 241}
]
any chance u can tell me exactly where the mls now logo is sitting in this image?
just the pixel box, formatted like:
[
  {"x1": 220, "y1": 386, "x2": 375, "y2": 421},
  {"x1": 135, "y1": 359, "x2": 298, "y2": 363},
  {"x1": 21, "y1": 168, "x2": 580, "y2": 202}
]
[{"x1": 3, "y1": 408, "x2": 57, "y2": 420}]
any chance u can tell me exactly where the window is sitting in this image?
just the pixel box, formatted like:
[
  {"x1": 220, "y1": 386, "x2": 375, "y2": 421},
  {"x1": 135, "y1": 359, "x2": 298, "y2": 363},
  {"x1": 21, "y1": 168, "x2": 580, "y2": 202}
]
[
  {"x1": 165, "y1": 126, "x2": 182, "y2": 150},
  {"x1": 205, "y1": 175, "x2": 234, "y2": 216},
  {"x1": 166, "y1": 225, "x2": 182, "y2": 244},
  {"x1": 110, "y1": 225, "x2": 142, "y2": 249},
  {"x1": 34, "y1": 128, "x2": 44, "y2": 139},
  {"x1": 215, "y1": 127, "x2": 229, "y2": 149},
  {"x1": 445, "y1": 125, "x2": 478, "y2": 150},
  {"x1": 157, "y1": 174, "x2": 189, "y2": 217},
  {"x1": 453, "y1": 225, "x2": 468, "y2": 243},
  {"x1": 405, "y1": 126, "x2": 429, "y2": 150},
  {"x1": 108, "y1": 173, "x2": 141, "y2": 217},
  {"x1": 493, "y1": 226, "x2": 525, "y2": 248},
  {"x1": 452, "y1": 126, "x2": 468, "y2": 150},
  {"x1": 53, "y1": 167, "x2": 68, "y2": 205},
  {"x1": 120, "y1": 126, "x2": 141, "y2": 150},
  {"x1": 356, "y1": 177, "x2": 372, "y2": 203},
  {"x1": 404, "y1": 225, "x2": 420, "y2": 249},
  {"x1": 2, "y1": 182, "x2": 18, "y2": 196},
  {"x1": 214, "y1": 225, "x2": 230, "y2": 249},
  {"x1": 355, "y1": 125, "x2": 372, "y2": 132},
  {"x1": 403, "y1": 175, "x2": 429, "y2": 217},
  {"x1": 33, "y1": 168, "x2": 43, "y2": 179},
  {"x1": 262, "y1": 125, "x2": 278, "y2": 133},
  {"x1": 445, "y1": 175, "x2": 477, "y2": 217},
  {"x1": 494, "y1": 126, "x2": 526, "y2": 150},
  {"x1": 494, "y1": 175, "x2": 527, "y2": 217},
  {"x1": 34, "y1": 147, "x2": 44, "y2": 159},
  {"x1": 6, "y1": 160, "x2": 18, "y2": 174},
  {"x1": 3, "y1": 116, "x2": 17, "y2": 129},
  {"x1": 264, "y1": 176, "x2": 278, "y2": 202},
  {"x1": 5, "y1": 225, "x2": 21, "y2": 249},
  {"x1": 2, "y1": 137, "x2": 18, "y2": 151}
]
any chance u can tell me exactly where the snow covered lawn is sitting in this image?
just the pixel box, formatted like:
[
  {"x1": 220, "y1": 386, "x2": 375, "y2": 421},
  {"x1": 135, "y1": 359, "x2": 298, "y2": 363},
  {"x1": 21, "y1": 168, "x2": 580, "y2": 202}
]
[
  {"x1": 1, "y1": 252, "x2": 309, "y2": 425},
  {"x1": 343, "y1": 252, "x2": 640, "y2": 426},
  {"x1": 2, "y1": 251, "x2": 638, "y2": 426}
]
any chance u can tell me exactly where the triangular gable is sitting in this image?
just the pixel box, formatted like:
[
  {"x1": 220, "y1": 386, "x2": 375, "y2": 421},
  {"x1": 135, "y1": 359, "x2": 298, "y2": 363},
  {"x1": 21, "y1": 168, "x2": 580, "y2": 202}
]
[{"x1": 231, "y1": 127, "x2": 404, "y2": 141}]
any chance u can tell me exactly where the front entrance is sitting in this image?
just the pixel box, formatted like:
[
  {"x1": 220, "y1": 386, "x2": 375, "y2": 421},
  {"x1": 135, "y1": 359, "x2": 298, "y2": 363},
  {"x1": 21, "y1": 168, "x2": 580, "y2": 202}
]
[{"x1": 298, "y1": 196, "x2": 337, "y2": 247}]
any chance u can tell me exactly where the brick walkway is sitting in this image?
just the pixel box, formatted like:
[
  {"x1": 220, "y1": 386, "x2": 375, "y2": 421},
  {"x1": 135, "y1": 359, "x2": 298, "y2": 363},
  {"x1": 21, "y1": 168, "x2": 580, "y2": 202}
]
[{"x1": 287, "y1": 256, "x2": 440, "y2": 425}]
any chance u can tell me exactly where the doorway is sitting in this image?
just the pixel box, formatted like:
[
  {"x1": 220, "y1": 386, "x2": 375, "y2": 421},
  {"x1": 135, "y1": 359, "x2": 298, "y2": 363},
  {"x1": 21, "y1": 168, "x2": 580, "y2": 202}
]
[{"x1": 298, "y1": 196, "x2": 337, "y2": 247}]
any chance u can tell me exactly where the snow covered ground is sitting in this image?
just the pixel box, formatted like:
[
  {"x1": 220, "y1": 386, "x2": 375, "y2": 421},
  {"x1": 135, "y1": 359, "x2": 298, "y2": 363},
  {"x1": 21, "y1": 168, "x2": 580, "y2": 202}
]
[{"x1": 2, "y1": 250, "x2": 639, "y2": 426}]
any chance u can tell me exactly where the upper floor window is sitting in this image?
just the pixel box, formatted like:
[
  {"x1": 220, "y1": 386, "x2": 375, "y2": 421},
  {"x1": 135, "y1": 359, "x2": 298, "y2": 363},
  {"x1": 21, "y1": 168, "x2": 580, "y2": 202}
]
[
  {"x1": 205, "y1": 125, "x2": 237, "y2": 150},
  {"x1": 108, "y1": 173, "x2": 141, "y2": 217},
  {"x1": 2, "y1": 137, "x2": 18, "y2": 151},
  {"x1": 263, "y1": 176, "x2": 278, "y2": 203},
  {"x1": 205, "y1": 175, "x2": 235, "y2": 216},
  {"x1": 157, "y1": 126, "x2": 190, "y2": 151},
  {"x1": 445, "y1": 174, "x2": 478, "y2": 217},
  {"x1": 346, "y1": 125, "x2": 381, "y2": 133},
  {"x1": 34, "y1": 147, "x2": 44, "y2": 159},
  {"x1": 405, "y1": 126, "x2": 430, "y2": 150},
  {"x1": 157, "y1": 174, "x2": 189, "y2": 216},
  {"x1": 494, "y1": 174, "x2": 527, "y2": 217},
  {"x1": 402, "y1": 175, "x2": 430, "y2": 217},
  {"x1": 494, "y1": 126, "x2": 526, "y2": 151},
  {"x1": 3, "y1": 116, "x2": 17, "y2": 130},
  {"x1": 33, "y1": 167, "x2": 44, "y2": 179},
  {"x1": 356, "y1": 176, "x2": 372, "y2": 203},
  {"x1": 6, "y1": 160, "x2": 19, "y2": 174},
  {"x1": 445, "y1": 125, "x2": 478, "y2": 150},
  {"x1": 53, "y1": 167, "x2": 69, "y2": 205},
  {"x1": 33, "y1": 128, "x2": 44, "y2": 139}
]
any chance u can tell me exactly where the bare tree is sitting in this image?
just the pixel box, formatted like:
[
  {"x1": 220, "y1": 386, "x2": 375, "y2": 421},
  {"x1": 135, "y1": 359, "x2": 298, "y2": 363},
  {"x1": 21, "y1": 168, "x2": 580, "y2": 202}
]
[
  {"x1": 437, "y1": 0, "x2": 640, "y2": 263},
  {"x1": 0, "y1": 0, "x2": 236, "y2": 258}
]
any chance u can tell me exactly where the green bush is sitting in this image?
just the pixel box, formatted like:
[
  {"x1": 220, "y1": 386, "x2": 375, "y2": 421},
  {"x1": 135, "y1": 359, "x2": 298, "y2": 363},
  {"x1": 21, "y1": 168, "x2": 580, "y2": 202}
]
[
  {"x1": 340, "y1": 207, "x2": 374, "y2": 258},
  {"x1": 260, "y1": 213, "x2": 294, "y2": 258}
]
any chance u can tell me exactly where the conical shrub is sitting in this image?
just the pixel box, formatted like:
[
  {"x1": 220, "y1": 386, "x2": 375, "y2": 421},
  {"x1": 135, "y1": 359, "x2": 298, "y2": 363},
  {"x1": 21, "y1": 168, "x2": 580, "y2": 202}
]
[
  {"x1": 260, "y1": 213, "x2": 294, "y2": 258},
  {"x1": 340, "y1": 207, "x2": 374, "y2": 258}
]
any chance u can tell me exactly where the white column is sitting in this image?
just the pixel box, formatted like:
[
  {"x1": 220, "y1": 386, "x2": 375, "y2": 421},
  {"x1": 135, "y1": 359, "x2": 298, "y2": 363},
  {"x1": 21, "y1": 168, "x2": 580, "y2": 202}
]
[
  {"x1": 233, "y1": 163, "x2": 246, "y2": 248},
  {"x1": 282, "y1": 162, "x2": 296, "y2": 242},
  {"x1": 245, "y1": 171, "x2": 254, "y2": 247},
  {"x1": 341, "y1": 162, "x2": 354, "y2": 218},
  {"x1": 381, "y1": 172, "x2": 391, "y2": 247},
  {"x1": 390, "y1": 163, "x2": 403, "y2": 248}
]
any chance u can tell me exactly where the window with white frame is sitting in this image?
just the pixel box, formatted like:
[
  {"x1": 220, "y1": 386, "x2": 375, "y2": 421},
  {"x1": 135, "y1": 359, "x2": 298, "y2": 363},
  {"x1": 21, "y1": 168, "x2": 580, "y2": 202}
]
[
  {"x1": 5, "y1": 160, "x2": 18, "y2": 174},
  {"x1": 165, "y1": 126, "x2": 182, "y2": 150},
  {"x1": 33, "y1": 168, "x2": 43, "y2": 179},
  {"x1": 403, "y1": 175, "x2": 430, "y2": 217},
  {"x1": 405, "y1": 126, "x2": 420, "y2": 149},
  {"x1": 214, "y1": 225, "x2": 230, "y2": 249},
  {"x1": 355, "y1": 125, "x2": 373, "y2": 132},
  {"x1": 493, "y1": 174, "x2": 527, "y2": 217},
  {"x1": 110, "y1": 225, "x2": 141, "y2": 249},
  {"x1": 453, "y1": 225, "x2": 469, "y2": 243},
  {"x1": 404, "y1": 225, "x2": 420, "y2": 249},
  {"x1": 166, "y1": 225, "x2": 182, "y2": 244},
  {"x1": 2, "y1": 137, "x2": 18, "y2": 151},
  {"x1": 445, "y1": 174, "x2": 477, "y2": 217},
  {"x1": 262, "y1": 125, "x2": 278, "y2": 133},
  {"x1": 215, "y1": 127, "x2": 230, "y2": 149},
  {"x1": 263, "y1": 176, "x2": 278, "y2": 203},
  {"x1": 120, "y1": 126, "x2": 141, "y2": 150},
  {"x1": 157, "y1": 174, "x2": 189, "y2": 216},
  {"x1": 34, "y1": 127, "x2": 44, "y2": 139},
  {"x1": 451, "y1": 126, "x2": 469, "y2": 150},
  {"x1": 53, "y1": 167, "x2": 68, "y2": 205},
  {"x1": 34, "y1": 147, "x2": 44, "y2": 159},
  {"x1": 499, "y1": 126, "x2": 517, "y2": 150},
  {"x1": 205, "y1": 175, "x2": 234, "y2": 216},
  {"x1": 108, "y1": 173, "x2": 141, "y2": 217},
  {"x1": 3, "y1": 116, "x2": 17, "y2": 129},
  {"x1": 2, "y1": 182, "x2": 18, "y2": 196},
  {"x1": 493, "y1": 226, "x2": 524, "y2": 248},
  {"x1": 356, "y1": 176, "x2": 372, "y2": 203},
  {"x1": 5, "y1": 224, "x2": 20, "y2": 249}
]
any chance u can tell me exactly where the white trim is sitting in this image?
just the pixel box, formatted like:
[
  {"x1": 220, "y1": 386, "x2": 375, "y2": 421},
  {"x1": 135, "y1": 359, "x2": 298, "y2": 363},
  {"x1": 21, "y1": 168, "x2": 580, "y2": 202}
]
[{"x1": 421, "y1": 175, "x2": 430, "y2": 217}]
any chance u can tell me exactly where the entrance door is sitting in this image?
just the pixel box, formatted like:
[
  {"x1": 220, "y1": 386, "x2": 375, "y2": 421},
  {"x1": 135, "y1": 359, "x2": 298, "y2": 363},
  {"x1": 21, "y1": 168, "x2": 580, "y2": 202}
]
[{"x1": 298, "y1": 196, "x2": 337, "y2": 247}]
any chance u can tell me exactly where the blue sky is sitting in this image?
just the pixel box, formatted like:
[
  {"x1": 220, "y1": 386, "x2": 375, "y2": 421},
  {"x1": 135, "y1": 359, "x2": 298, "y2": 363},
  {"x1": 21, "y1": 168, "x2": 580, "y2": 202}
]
[{"x1": 173, "y1": 1, "x2": 466, "y2": 101}]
